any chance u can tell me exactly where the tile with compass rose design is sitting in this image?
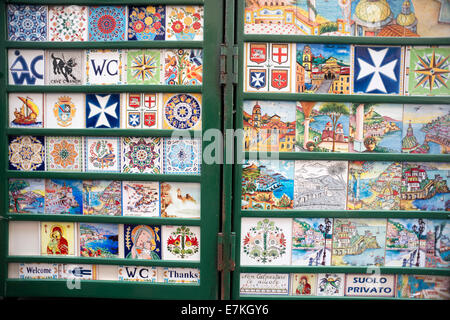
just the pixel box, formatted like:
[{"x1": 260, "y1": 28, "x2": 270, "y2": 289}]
[
  {"x1": 404, "y1": 46, "x2": 450, "y2": 96},
  {"x1": 126, "y1": 49, "x2": 161, "y2": 85}
]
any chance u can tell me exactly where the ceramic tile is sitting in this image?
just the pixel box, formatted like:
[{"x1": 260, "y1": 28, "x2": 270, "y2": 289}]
[
  {"x1": 162, "y1": 225, "x2": 200, "y2": 261},
  {"x1": 7, "y1": 4, "x2": 47, "y2": 41},
  {"x1": 128, "y1": 5, "x2": 166, "y2": 40},
  {"x1": 85, "y1": 49, "x2": 124, "y2": 85},
  {"x1": 163, "y1": 138, "x2": 201, "y2": 175},
  {"x1": 40, "y1": 222, "x2": 75, "y2": 255},
  {"x1": 45, "y1": 93, "x2": 85, "y2": 129},
  {"x1": 9, "y1": 179, "x2": 45, "y2": 214},
  {"x1": 48, "y1": 5, "x2": 88, "y2": 41},
  {"x1": 122, "y1": 181, "x2": 160, "y2": 217},
  {"x1": 118, "y1": 266, "x2": 157, "y2": 282},
  {"x1": 123, "y1": 93, "x2": 160, "y2": 129},
  {"x1": 88, "y1": 6, "x2": 127, "y2": 41},
  {"x1": 424, "y1": 219, "x2": 449, "y2": 268},
  {"x1": 316, "y1": 273, "x2": 345, "y2": 297},
  {"x1": 79, "y1": 223, "x2": 119, "y2": 258},
  {"x1": 82, "y1": 180, "x2": 122, "y2": 216},
  {"x1": 162, "y1": 93, "x2": 202, "y2": 130},
  {"x1": 239, "y1": 273, "x2": 290, "y2": 296},
  {"x1": 8, "y1": 135, "x2": 45, "y2": 171},
  {"x1": 162, "y1": 268, "x2": 200, "y2": 284},
  {"x1": 86, "y1": 93, "x2": 121, "y2": 128},
  {"x1": 45, "y1": 179, "x2": 83, "y2": 215},
  {"x1": 59, "y1": 264, "x2": 96, "y2": 280},
  {"x1": 396, "y1": 275, "x2": 450, "y2": 299},
  {"x1": 244, "y1": 1, "x2": 297, "y2": 35},
  {"x1": 160, "y1": 182, "x2": 201, "y2": 219},
  {"x1": 8, "y1": 49, "x2": 45, "y2": 85},
  {"x1": 164, "y1": 49, "x2": 203, "y2": 85},
  {"x1": 121, "y1": 137, "x2": 161, "y2": 174},
  {"x1": 46, "y1": 136, "x2": 83, "y2": 172},
  {"x1": 8, "y1": 93, "x2": 44, "y2": 128},
  {"x1": 85, "y1": 137, "x2": 121, "y2": 172},
  {"x1": 291, "y1": 274, "x2": 317, "y2": 296},
  {"x1": 126, "y1": 49, "x2": 161, "y2": 85},
  {"x1": 124, "y1": 224, "x2": 162, "y2": 260},
  {"x1": 46, "y1": 50, "x2": 84, "y2": 85},
  {"x1": 345, "y1": 274, "x2": 395, "y2": 298},
  {"x1": 165, "y1": 6, "x2": 204, "y2": 41},
  {"x1": 19, "y1": 263, "x2": 58, "y2": 279}
]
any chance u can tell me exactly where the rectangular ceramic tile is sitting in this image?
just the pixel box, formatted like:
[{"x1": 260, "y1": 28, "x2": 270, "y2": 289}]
[
  {"x1": 162, "y1": 225, "x2": 200, "y2": 261},
  {"x1": 7, "y1": 4, "x2": 47, "y2": 41},
  {"x1": 404, "y1": 46, "x2": 450, "y2": 96},
  {"x1": 40, "y1": 222, "x2": 75, "y2": 256},
  {"x1": 79, "y1": 223, "x2": 119, "y2": 258},
  {"x1": 241, "y1": 160, "x2": 294, "y2": 210},
  {"x1": 165, "y1": 6, "x2": 204, "y2": 41},
  {"x1": 46, "y1": 50, "x2": 84, "y2": 85},
  {"x1": 349, "y1": 103, "x2": 403, "y2": 153},
  {"x1": 85, "y1": 137, "x2": 121, "y2": 173},
  {"x1": 48, "y1": 5, "x2": 88, "y2": 41},
  {"x1": 88, "y1": 6, "x2": 127, "y2": 41},
  {"x1": 162, "y1": 268, "x2": 200, "y2": 284},
  {"x1": 402, "y1": 104, "x2": 450, "y2": 154},
  {"x1": 8, "y1": 49, "x2": 45, "y2": 85},
  {"x1": 239, "y1": 273, "x2": 290, "y2": 296},
  {"x1": 316, "y1": 273, "x2": 345, "y2": 297},
  {"x1": 123, "y1": 93, "x2": 160, "y2": 129},
  {"x1": 9, "y1": 179, "x2": 45, "y2": 214},
  {"x1": 291, "y1": 274, "x2": 317, "y2": 296},
  {"x1": 424, "y1": 219, "x2": 449, "y2": 268},
  {"x1": 331, "y1": 218, "x2": 386, "y2": 267},
  {"x1": 347, "y1": 161, "x2": 402, "y2": 210},
  {"x1": 344, "y1": 274, "x2": 395, "y2": 298},
  {"x1": 128, "y1": 6, "x2": 166, "y2": 41},
  {"x1": 162, "y1": 93, "x2": 202, "y2": 130},
  {"x1": 396, "y1": 274, "x2": 450, "y2": 300},
  {"x1": 352, "y1": 45, "x2": 403, "y2": 95},
  {"x1": 45, "y1": 136, "x2": 83, "y2": 172},
  {"x1": 240, "y1": 218, "x2": 292, "y2": 266},
  {"x1": 164, "y1": 49, "x2": 203, "y2": 85},
  {"x1": 19, "y1": 263, "x2": 58, "y2": 279},
  {"x1": 8, "y1": 136, "x2": 45, "y2": 171},
  {"x1": 9, "y1": 93, "x2": 44, "y2": 128},
  {"x1": 59, "y1": 264, "x2": 96, "y2": 280},
  {"x1": 400, "y1": 162, "x2": 450, "y2": 211},
  {"x1": 295, "y1": 102, "x2": 351, "y2": 152},
  {"x1": 294, "y1": 160, "x2": 348, "y2": 210},
  {"x1": 45, "y1": 179, "x2": 83, "y2": 215},
  {"x1": 45, "y1": 93, "x2": 85, "y2": 129},
  {"x1": 86, "y1": 93, "x2": 121, "y2": 128},
  {"x1": 124, "y1": 224, "x2": 162, "y2": 260},
  {"x1": 296, "y1": 43, "x2": 351, "y2": 94},
  {"x1": 243, "y1": 100, "x2": 296, "y2": 152},
  {"x1": 122, "y1": 181, "x2": 160, "y2": 217},
  {"x1": 244, "y1": 1, "x2": 297, "y2": 35},
  {"x1": 85, "y1": 49, "x2": 124, "y2": 85},
  {"x1": 163, "y1": 138, "x2": 201, "y2": 175},
  {"x1": 121, "y1": 137, "x2": 161, "y2": 174},
  {"x1": 292, "y1": 218, "x2": 333, "y2": 266},
  {"x1": 118, "y1": 266, "x2": 157, "y2": 282},
  {"x1": 160, "y1": 182, "x2": 201, "y2": 219},
  {"x1": 126, "y1": 49, "x2": 162, "y2": 85},
  {"x1": 82, "y1": 180, "x2": 122, "y2": 216},
  {"x1": 385, "y1": 218, "x2": 426, "y2": 267}
]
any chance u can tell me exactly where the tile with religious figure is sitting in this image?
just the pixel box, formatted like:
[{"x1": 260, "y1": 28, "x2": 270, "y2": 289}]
[
  {"x1": 46, "y1": 136, "x2": 83, "y2": 172},
  {"x1": 40, "y1": 222, "x2": 75, "y2": 256},
  {"x1": 160, "y1": 182, "x2": 200, "y2": 219},
  {"x1": 124, "y1": 224, "x2": 161, "y2": 260},
  {"x1": 291, "y1": 274, "x2": 317, "y2": 296},
  {"x1": 48, "y1": 5, "x2": 88, "y2": 41},
  {"x1": 8, "y1": 135, "x2": 45, "y2": 171},
  {"x1": 9, "y1": 93, "x2": 44, "y2": 128},
  {"x1": 162, "y1": 225, "x2": 200, "y2": 261},
  {"x1": 128, "y1": 5, "x2": 166, "y2": 41},
  {"x1": 45, "y1": 93, "x2": 85, "y2": 129},
  {"x1": 7, "y1": 4, "x2": 47, "y2": 41},
  {"x1": 8, "y1": 49, "x2": 45, "y2": 85},
  {"x1": 88, "y1": 6, "x2": 126, "y2": 41},
  {"x1": 85, "y1": 137, "x2": 121, "y2": 173}
]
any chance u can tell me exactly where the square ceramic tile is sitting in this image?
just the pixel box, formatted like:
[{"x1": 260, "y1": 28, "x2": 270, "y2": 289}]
[
  {"x1": 122, "y1": 181, "x2": 160, "y2": 217},
  {"x1": 165, "y1": 6, "x2": 204, "y2": 41},
  {"x1": 8, "y1": 135, "x2": 45, "y2": 171},
  {"x1": 124, "y1": 224, "x2": 162, "y2": 260},
  {"x1": 163, "y1": 138, "x2": 201, "y2": 175},
  {"x1": 85, "y1": 49, "x2": 124, "y2": 85},
  {"x1": 128, "y1": 5, "x2": 166, "y2": 40},
  {"x1": 352, "y1": 45, "x2": 403, "y2": 95},
  {"x1": 126, "y1": 49, "x2": 162, "y2": 85},
  {"x1": 88, "y1": 6, "x2": 127, "y2": 41},
  {"x1": 160, "y1": 182, "x2": 200, "y2": 219},
  {"x1": 86, "y1": 93, "x2": 121, "y2": 128},
  {"x1": 8, "y1": 93, "x2": 44, "y2": 128},
  {"x1": 122, "y1": 93, "x2": 160, "y2": 129},
  {"x1": 46, "y1": 50, "x2": 84, "y2": 85},
  {"x1": 48, "y1": 5, "x2": 88, "y2": 41},
  {"x1": 45, "y1": 93, "x2": 85, "y2": 129},
  {"x1": 46, "y1": 136, "x2": 83, "y2": 172},
  {"x1": 85, "y1": 137, "x2": 121, "y2": 172},
  {"x1": 291, "y1": 274, "x2": 317, "y2": 296},
  {"x1": 316, "y1": 273, "x2": 345, "y2": 297},
  {"x1": 45, "y1": 179, "x2": 83, "y2": 215},
  {"x1": 8, "y1": 49, "x2": 45, "y2": 85},
  {"x1": 162, "y1": 93, "x2": 202, "y2": 130},
  {"x1": 59, "y1": 264, "x2": 96, "y2": 280},
  {"x1": 240, "y1": 218, "x2": 292, "y2": 266},
  {"x1": 82, "y1": 180, "x2": 122, "y2": 216},
  {"x1": 121, "y1": 137, "x2": 161, "y2": 174},
  {"x1": 9, "y1": 178, "x2": 45, "y2": 214},
  {"x1": 162, "y1": 225, "x2": 200, "y2": 261},
  {"x1": 7, "y1": 4, "x2": 47, "y2": 41},
  {"x1": 41, "y1": 222, "x2": 75, "y2": 255},
  {"x1": 79, "y1": 223, "x2": 119, "y2": 258},
  {"x1": 164, "y1": 49, "x2": 203, "y2": 85}
]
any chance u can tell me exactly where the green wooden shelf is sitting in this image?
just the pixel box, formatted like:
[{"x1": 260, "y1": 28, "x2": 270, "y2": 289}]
[{"x1": 6, "y1": 85, "x2": 202, "y2": 93}]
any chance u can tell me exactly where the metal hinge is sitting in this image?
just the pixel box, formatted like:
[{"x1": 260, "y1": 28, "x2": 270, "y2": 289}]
[
  {"x1": 220, "y1": 44, "x2": 238, "y2": 85},
  {"x1": 217, "y1": 232, "x2": 236, "y2": 272}
]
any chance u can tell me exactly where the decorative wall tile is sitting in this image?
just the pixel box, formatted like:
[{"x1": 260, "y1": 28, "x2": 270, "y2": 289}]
[
  {"x1": 85, "y1": 137, "x2": 121, "y2": 172},
  {"x1": 124, "y1": 224, "x2": 162, "y2": 260},
  {"x1": 316, "y1": 273, "x2": 345, "y2": 297},
  {"x1": 162, "y1": 267, "x2": 200, "y2": 284},
  {"x1": 126, "y1": 49, "x2": 161, "y2": 85},
  {"x1": 9, "y1": 179, "x2": 45, "y2": 214},
  {"x1": 164, "y1": 49, "x2": 203, "y2": 85},
  {"x1": 82, "y1": 180, "x2": 122, "y2": 216},
  {"x1": 162, "y1": 225, "x2": 200, "y2": 261},
  {"x1": 48, "y1": 5, "x2": 88, "y2": 41},
  {"x1": 128, "y1": 5, "x2": 166, "y2": 41},
  {"x1": 163, "y1": 138, "x2": 201, "y2": 174},
  {"x1": 123, "y1": 93, "x2": 160, "y2": 129},
  {"x1": 45, "y1": 93, "x2": 85, "y2": 129},
  {"x1": 85, "y1": 49, "x2": 124, "y2": 85},
  {"x1": 162, "y1": 93, "x2": 202, "y2": 130},
  {"x1": 88, "y1": 6, "x2": 127, "y2": 41},
  {"x1": 8, "y1": 135, "x2": 45, "y2": 171},
  {"x1": 166, "y1": 6, "x2": 204, "y2": 41},
  {"x1": 79, "y1": 223, "x2": 119, "y2": 258},
  {"x1": 86, "y1": 93, "x2": 121, "y2": 128},
  {"x1": 8, "y1": 93, "x2": 44, "y2": 128},
  {"x1": 239, "y1": 273, "x2": 290, "y2": 296},
  {"x1": 46, "y1": 50, "x2": 84, "y2": 85},
  {"x1": 122, "y1": 181, "x2": 160, "y2": 217},
  {"x1": 121, "y1": 137, "x2": 161, "y2": 174},
  {"x1": 118, "y1": 266, "x2": 157, "y2": 282},
  {"x1": 40, "y1": 222, "x2": 75, "y2": 255},
  {"x1": 291, "y1": 274, "x2": 317, "y2": 296},
  {"x1": 8, "y1": 49, "x2": 45, "y2": 85},
  {"x1": 160, "y1": 182, "x2": 201, "y2": 219},
  {"x1": 7, "y1": 4, "x2": 47, "y2": 41},
  {"x1": 45, "y1": 179, "x2": 83, "y2": 215},
  {"x1": 424, "y1": 219, "x2": 449, "y2": 268},
  {"x1": 396, "y1": 275, "x2": 450, "y2": 300},
  {"x1": 46, "y1": 136, "x2": 83, "y2": 172}
]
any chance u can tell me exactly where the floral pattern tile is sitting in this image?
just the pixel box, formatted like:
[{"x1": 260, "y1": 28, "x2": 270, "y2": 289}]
[
  {"x1": 164, "y1": 49, "x2": 203, "y2": 85},
  {"x1": 88, "y1": 6, "x2": 127, "y2": 41},
  {"x1": 46, "y1": 136, "x2": 83, "y2": 172},
  {"x1": 48, "y1": 5, "x2": 88, "y2": 41},
  {"x1": 85, "y1": 137, "x2": 121, "y2": 172},
  {"x1": 122, "y1": 137, "x2": 161, "y2": 174},
  {"x1": 9, "y1": 135, "x2": 45, "y2": 171},
  {"x1": 166, "y1": 6, "x2": 204, "y2": 41},
  {"x1": 163, "y1": 138, "x2": 201, "y2": 175},
  {"x1": 7, "y1": 5, "x2": 47, "y2": 41},
  {"x1": 128, "y1": 5, "x2": 165, "y2": 41}
]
